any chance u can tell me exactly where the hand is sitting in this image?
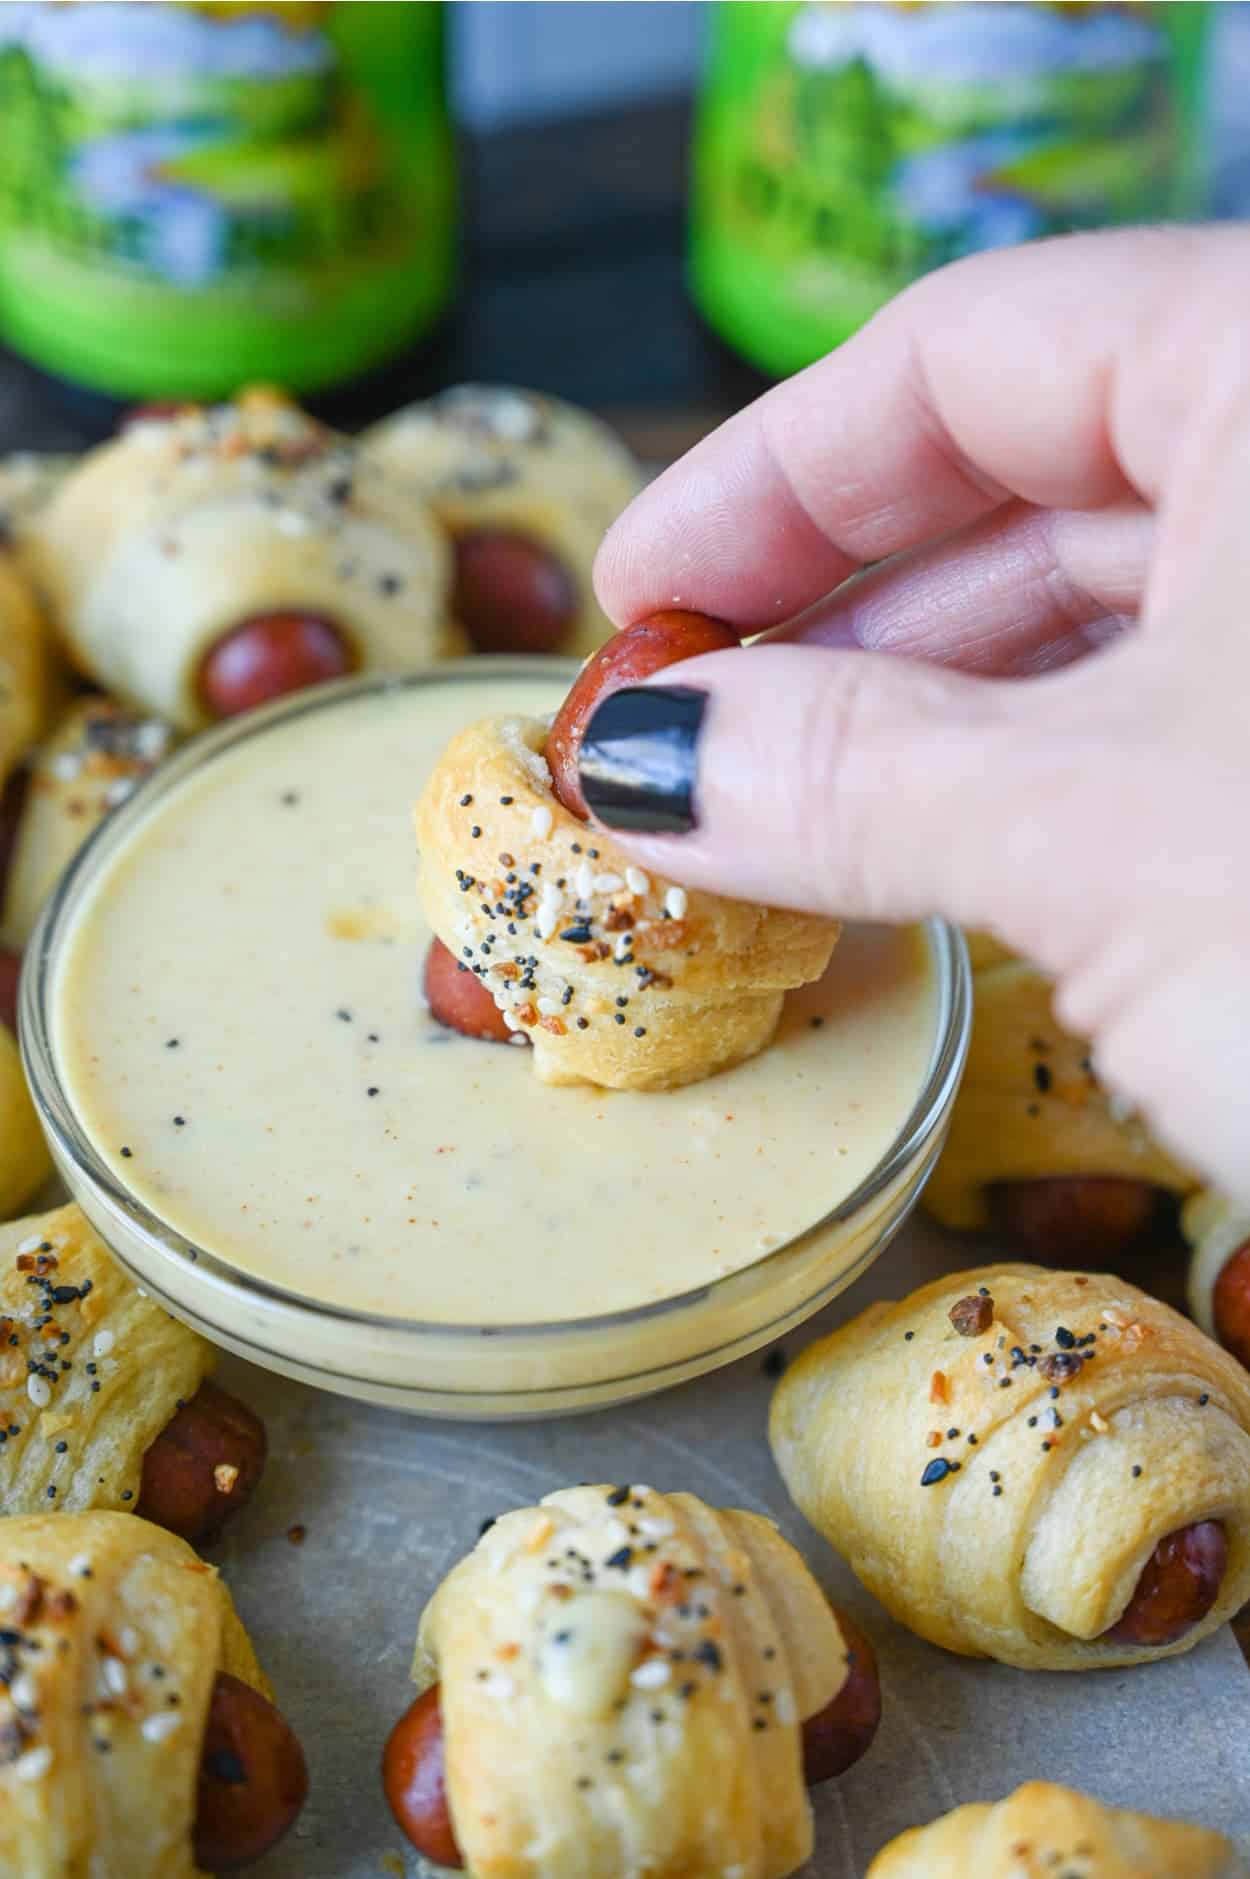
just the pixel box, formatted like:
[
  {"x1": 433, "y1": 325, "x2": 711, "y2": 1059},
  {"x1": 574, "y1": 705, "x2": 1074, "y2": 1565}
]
[{"x1": 587, "y1": 227, "x2": 1250, "y2": 1202}]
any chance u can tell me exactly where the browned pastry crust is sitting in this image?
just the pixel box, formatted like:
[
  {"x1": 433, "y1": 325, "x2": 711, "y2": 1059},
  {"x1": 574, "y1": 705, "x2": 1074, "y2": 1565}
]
[
  {"x1": 415, "y1": 713, "x2": 838, "y2": 1091},
  {"x1": 924, "y1": 943, "x2": 1193, "y2": 1230},
  {"x1": 770, "y1": 1264, "x2": 1250, "y2": 1669},
  {"x1": 417, "y1": 1485, "x2": 854, "y2": 1879},
  {"x1": 867, "y1": 1782, "x2": 1240, "y2": 1877},
  {"x1": 0, "y1": 554, "x2": 53, "y2": 794},
  {"x1": 30, "y1": 391, "x2": 459, "y2": 729},
  {"x1": 2, "y1": 698, "x2": 174, "y2": 950},
  {"x1": 0, "y1": 1206, "x2": 216, "y2": 1519},
  {"x1": 0, "y1": 1509, "x2": 268, "y2": 1878},
  {"x1": 364, "y1": 386, "x2": 643, "y2": 657}
]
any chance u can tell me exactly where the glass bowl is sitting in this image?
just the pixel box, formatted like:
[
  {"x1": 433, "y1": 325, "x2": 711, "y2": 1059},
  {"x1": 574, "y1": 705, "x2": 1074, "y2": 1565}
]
[{"x1": 22, "y1": 666, "x2": 971, "y2": 1420}]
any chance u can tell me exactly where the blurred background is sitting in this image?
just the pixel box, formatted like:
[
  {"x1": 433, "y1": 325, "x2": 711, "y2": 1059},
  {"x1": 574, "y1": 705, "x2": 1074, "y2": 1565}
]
[{"x1": 2, "y1": 0, "x2": 1248, "y2": 460}]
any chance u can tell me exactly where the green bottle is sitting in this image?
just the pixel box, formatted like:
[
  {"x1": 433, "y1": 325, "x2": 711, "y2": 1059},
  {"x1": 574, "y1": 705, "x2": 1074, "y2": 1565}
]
[
  {"x1": 0, "y1": 1, "x2": 457, "y2": 401},
  {"x1": 690, "y1": 2, "x2": 1210, "y2": 378}
]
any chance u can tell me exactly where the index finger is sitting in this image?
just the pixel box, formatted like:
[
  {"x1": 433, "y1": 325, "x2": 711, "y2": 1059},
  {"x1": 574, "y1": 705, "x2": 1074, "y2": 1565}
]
[{"x1": 595, "y1": 226, "x2": 1246, "y2": 631}]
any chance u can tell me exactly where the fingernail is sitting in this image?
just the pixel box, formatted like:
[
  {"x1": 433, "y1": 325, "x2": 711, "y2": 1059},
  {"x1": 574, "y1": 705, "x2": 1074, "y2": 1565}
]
[{"x1": 578, "y1": 686, "x2": 706, "y2": 833}]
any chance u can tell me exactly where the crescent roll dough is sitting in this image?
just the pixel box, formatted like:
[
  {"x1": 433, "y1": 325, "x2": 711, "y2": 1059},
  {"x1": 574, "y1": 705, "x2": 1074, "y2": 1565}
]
[
  {"x1": 770, "y1": 1264, "x2": 1250, "y2": 1669},
  {"x1": 30, "y1": 391, "x2": 460, "y2": 730},
  {"x1": 0, "y1": 552, "x2": 53, "y2": 794},
  {"x1": 866, "y1": 1783, "x2": 1240, "y2": 1878},
  {"x1": 414, "y1": 714, "x2": 838, "y2": 1090},
  {"x1": 0, "y1": 1026, "x2": 51, "y2": 1222},
  {"x1": 0, "y1": 1206, "x2": 214, "y2": 1517},
  {"x1": 364, "y1": 386, "x2": 643, "y2": 657},
  {"x1": 0, "y1": 453, "x2": 77, "y2": 583},
  {"x1": 0, "y1": 1509, "x2": 267, "y2": 1878},
  {"x1": 417, "y1": 1485, "x2": 854, "y2": 1879},
  {"x1": 1, "y1": 698, "x2": 175, "y2": 951},
  {"x1": 924, "y1": 945, "x2": 1194, "y2": 1230}
]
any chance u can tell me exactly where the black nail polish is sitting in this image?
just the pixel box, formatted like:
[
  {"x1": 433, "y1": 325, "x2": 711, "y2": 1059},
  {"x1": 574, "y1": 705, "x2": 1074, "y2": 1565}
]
[{"x1": 578, "y1": 686, "x2": 706, "y2": 833}]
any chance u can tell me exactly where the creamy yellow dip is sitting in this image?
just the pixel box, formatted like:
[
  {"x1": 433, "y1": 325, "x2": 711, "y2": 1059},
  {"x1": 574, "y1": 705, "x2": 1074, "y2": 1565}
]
[{"x1": 52, "y1": 673, "x2": 940, "y2": 1326}]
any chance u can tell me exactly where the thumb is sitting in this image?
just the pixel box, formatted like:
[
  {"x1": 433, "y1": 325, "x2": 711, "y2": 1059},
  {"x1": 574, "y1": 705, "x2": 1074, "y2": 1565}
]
[{"x1": 576, "y1": 641, "x2": 1107, "y2": 941}]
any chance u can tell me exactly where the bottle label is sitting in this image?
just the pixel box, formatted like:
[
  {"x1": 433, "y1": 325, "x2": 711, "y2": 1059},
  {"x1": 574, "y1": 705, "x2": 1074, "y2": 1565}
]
[
  {"x1": 691, "y1": 2, "x2": 1206, "y2": 375},
  {"x1": 0, "y1": 1, "x2": 456, "y2": 397}
]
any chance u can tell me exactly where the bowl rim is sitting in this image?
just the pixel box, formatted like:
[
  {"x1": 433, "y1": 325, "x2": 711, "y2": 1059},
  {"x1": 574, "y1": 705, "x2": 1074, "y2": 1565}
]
[{"x1": 22, "y1": 660, "x2": 972, "y2": 1346}]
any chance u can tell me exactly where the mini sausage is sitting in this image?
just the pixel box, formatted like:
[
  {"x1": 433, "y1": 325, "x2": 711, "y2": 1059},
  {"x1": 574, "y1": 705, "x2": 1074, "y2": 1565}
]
[
  {"x1": 136, "y1": 1380, "x2": 267, "y2": 1546},
  {"x1": 986, "y1": 1177, "x2": 1168, "y2": 1265},
  {"x1": 382, "y1": 1684, "x2": 463, "y2": 1869},
  {"x1": 1105, "y1": 1520, "x2": 1228, "y2": 1648},
  {"x1": 801, "y1": 1607, "x2": 882, "y2": 1784},
  {"x1": 424, "y1": 938, "x2": 519, "y2": 1046},
  {"x1": 545, "y1": 609, "x2": 741, "y2": 820},
  {"x1": 1213, "y1": 1240, "x2": 1250, "y2": 1369},
  {"x1": 0, "y1": 948, "x2": 19, "y2": 1036},
  {"x1": 454, "y1": 529, "x2": 578, "y2": 656},
  {"x1": 194, "y1": 1671, "x2": 308, "y2": 1872},
  {"x1": 197, "y1": 613, "x2": 355, "y2": 720}
]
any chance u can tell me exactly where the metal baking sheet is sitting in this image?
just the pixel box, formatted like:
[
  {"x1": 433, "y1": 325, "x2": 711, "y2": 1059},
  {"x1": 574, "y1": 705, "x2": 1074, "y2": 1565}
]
[{"x1": 206, "y1": 1213, "x2": 1250, "y2": 1876}]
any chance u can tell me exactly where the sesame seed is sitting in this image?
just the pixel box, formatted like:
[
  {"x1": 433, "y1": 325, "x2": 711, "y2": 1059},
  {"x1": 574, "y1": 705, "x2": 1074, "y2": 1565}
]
[
  {"x1": 459, "y1": 794, "x2": 473, "y2": 807},
  {"x1": 141, "y1": 1712, "x2": 182, "y2": 1743},
  {"x1": 26, "y1": 1376, "x2": 50, "y2": 1408},
  {"x1": 531, "y1": 805, "x2": 553, "y2": 839},
  {"x1": 664, "y1": 886, "x2": 687, "y2": 920},
  {"x1": 630, "y1": 1658, "x2": 670, "y2": 1690}
]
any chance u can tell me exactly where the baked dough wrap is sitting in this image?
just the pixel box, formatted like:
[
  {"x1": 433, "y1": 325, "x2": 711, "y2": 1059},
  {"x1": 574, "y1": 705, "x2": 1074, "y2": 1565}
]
[
  {"x1": 1, "y1": 698, "x2": 175, "y2": 951},
  {"x1": 363, "y1": 385, "x2": 643, "y2": 657},
  {"x1": 923, "y1": 945, "x2": 1194, "y2": 1230},
  {"x1": 866, "y1": 1782, "x2": 1241, "y2": 1878},
  {"x1": 769, "y1": 1264, "x2": 1250, "y2": 1669},
  {"x1": 0, "y1": 1206, "x2": 214, "y2": 1517},
  {"x1": 0, "y1": 698, "x2": 173, "y2": 950},
  {"x1": 0, "y1": 552, "x2": 53, "y2": 794},
  {"x1": 414, "y1": 714, "x2": 839, "y2": 1091},
  {"x1": 416, "y1": 1485, "x2": 853, "y2": 1879},
  {"x1": 0, "y1": 1027, "x2": 51, "y2": 1222},
  {"x1": 0, "y1": 453, "x2": 77, "y2": 583},
  {"x1": 31, "y1": 392, "x2": 460, "y2": 730},
  {"x1": 0, "y1": 1509, "x2": 267, "y2": 1879}
]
